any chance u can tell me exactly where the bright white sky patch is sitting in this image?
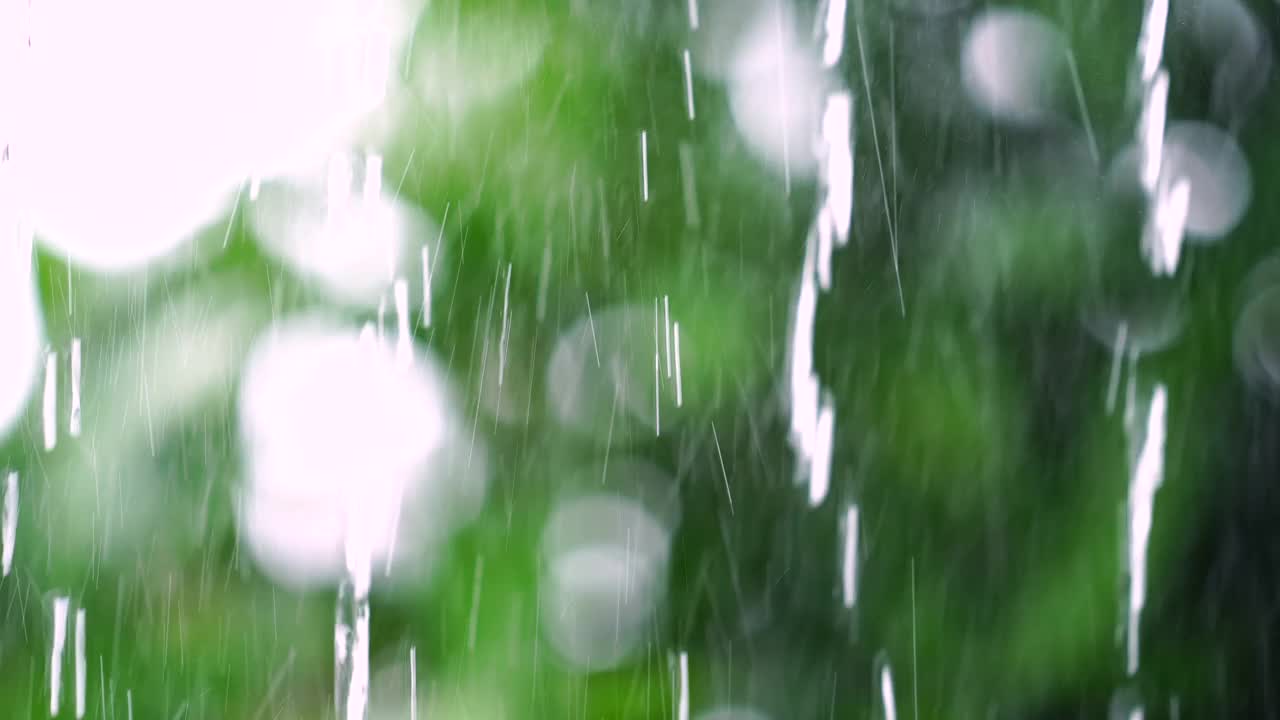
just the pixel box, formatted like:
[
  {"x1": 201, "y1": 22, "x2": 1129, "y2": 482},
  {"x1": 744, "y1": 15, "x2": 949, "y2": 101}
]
[
  {"x1": 0, "y1": 231, "x2": 43, "y2": 442},
  {"x1": 15, "y1": 0, "x2": 410, "y2": 273}
]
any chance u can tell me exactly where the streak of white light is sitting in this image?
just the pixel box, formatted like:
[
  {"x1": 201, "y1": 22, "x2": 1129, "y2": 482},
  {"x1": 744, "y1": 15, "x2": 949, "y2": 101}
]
[
  {"x1": 687, "y1": 0, "x2": 699, "y2": 30},
  {"x1": 51, "y1": 595, "x2": 68, "y2": 717},
  {"x1": 1127, "y1": 384, "x2": 1167, "y2": 676},
  {"x1": 682, "y1": 49, "x2": 696, "y2": 120},
  {"x1": 817, "y1": 205, "x2": 833, "y2": 291},
  {"x1": 342, "y1": 509, "x2": 372, "y2": 720},
  {"x1": 674, "y1": 322, "x2": 684, "y2": 407},
  {"x1": 789, "y1": 240, "x2": 821, "y2": 486},
  {"x1": 677, "y1": 650, "x2": 689, "y2": 720},
  {"x1": 1148, "y1": 177, "x2": 1189, "y2": 276},
  {"x1": 1137, "y1": 0, "x2": 1168, "y2": 84},
  {"x1": 249, "y1": 176, "x2": 261, "y2": 201},
  {"x1": 823, "y1": 92, "x2": 853, "y2": 249},
  {"x1": 1139, "y1": 70, "x2": 1169, "y2": 195},
  {"x1": 584, "y1": 292, "x2": 601, "y2": 368},
  {"x1": 499, "y1": 263, "x2": 512, "y2": 386},
  {"x1": 74, "y1": 608, "x2": 85, "y2": 719},
  {"x1": 1106, "y1": 323, "x2": 1128, "y2": 415},
  {"x1": 821, "y1": 0, "x2": 848, "y2": 68},
  {"x1": 809, "y1": 394, "x2": 834, "y2": 506},
  {"x1": 842, "y1": 504, "x2": 859, "y2": 608},
  {"x1": 711, "y1": 423, "x2": 735, "y2": 515},
  {"x1": 409, "y1": 646, "x2": 417, "y2": 720},
  {"x1": 68, "y1": 338, "x2": 80, "y2": 437},
  {"x1": 1, "y1": 471, "x2": 15, "y2": 577},
  {"x1": 640, "y1": 131, "x2": 650, "y2": 202},
  {"x1": 42, "y1": 350, "x2": 56, "y2": 451},
  {"x1": 880, "y1": 663, "x2": 898, "y2": 720}
]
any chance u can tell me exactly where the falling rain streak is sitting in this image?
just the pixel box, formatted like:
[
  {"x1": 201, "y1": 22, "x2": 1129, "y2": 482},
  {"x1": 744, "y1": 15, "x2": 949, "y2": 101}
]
[
  {"x1": 841, "y1": 504, "x2": 858, "y2": 609},
  {"x1": 1127, "y1": 385, "x2": 1167, "y2": 676},
  {"x1": 682, "y1": 49, "x2": 697, "y2": 120},
  {"x1": 1, "y1": 471, "x2": 14, "y2": 578},
  {"x1": 788, "y1": 88, "x2": 852, "y2": 507},
  {"x1": 640, "y1": 131, "x2": 651, "y2": 202},
  {"x1": 671, "y1": 649, "x2": 690, "y2": 720},
  {"x1": 75, "y1": 608, "x2": 85, "y2": 719},
  {"x1": 1135, "y1": 0, "x2": 1187, "y2": 276},
  {"x1": 51, "y1": 596, "x2": 68, "y2": 717}
]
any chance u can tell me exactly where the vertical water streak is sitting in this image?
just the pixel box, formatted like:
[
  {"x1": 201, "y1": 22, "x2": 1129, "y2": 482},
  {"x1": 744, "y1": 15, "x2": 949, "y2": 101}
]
[
  {"x1": 682, "y1": 50, "x2": 696, "y2": 120},
  {"x1": 1, "y1": 471, "x2": 15, "y2": 577},
  {"x1": 1127, "y1": 385, "x2": 1167, "y2": 675},
  {"x1": 880, "y1": 662, "x2": 898, "y2": 720},
  {"x1": 1118, "y1": 6, "x2": 1177, "y2": 710},
  {"x1": 74, "y1": 608, "x2": 85, "y2": 719},
  {"x1": 640, "y1": 131, "x2": 650, "y2": 202},
  {"x1": 787, "y1": 10, "x2": 853, "y2": 506},
  {"x1": 841, "y1": 504, "x2": 859, "y2": 608},
  {"x1": 673, "y1": 322, "x2": 684, "y2": 407},
  {"x1": 674, "y1": 650, "x2": 689, "y2": 720},
  {"x1": 409, "y1": 646, "x2": 417, "y2": 720},
  {"x1": 336, "y1": 508, "x2": 372, "y2": 720},
  {"x1": 1134, "y1": 0, "x2": 1186, "y2": 276},
  {"x1": 51, "y1": 595, "x2": 69, "y2": 717}
]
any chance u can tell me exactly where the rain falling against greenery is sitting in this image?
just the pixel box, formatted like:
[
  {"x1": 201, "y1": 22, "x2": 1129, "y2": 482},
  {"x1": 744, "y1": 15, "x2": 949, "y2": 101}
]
[{"x1": 0, "y1": 0, "x2": 1278, "y2": 717}]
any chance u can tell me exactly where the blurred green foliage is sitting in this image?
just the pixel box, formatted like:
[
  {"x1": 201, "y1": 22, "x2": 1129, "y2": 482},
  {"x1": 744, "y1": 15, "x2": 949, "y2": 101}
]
[{"x1": 3, "y1": 0, "x2": 1280, "y2": 718}]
